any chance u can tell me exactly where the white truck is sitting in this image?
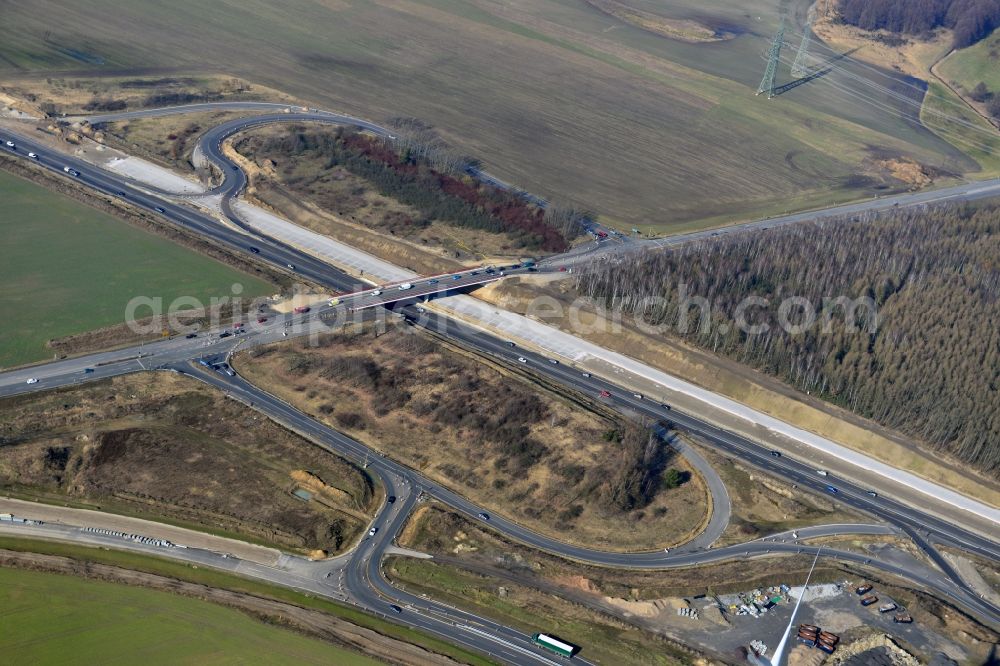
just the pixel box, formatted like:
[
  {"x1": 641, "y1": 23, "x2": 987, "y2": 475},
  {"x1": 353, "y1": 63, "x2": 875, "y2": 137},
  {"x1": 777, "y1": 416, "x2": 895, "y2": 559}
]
[{"x1": 398, "y1": 282, "x2": 413, "y2": 290}]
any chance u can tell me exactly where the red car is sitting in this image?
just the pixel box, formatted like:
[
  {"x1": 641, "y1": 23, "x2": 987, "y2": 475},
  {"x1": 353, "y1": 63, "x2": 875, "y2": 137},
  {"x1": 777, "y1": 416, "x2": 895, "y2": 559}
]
[
  {"x1": 293, "y1": 306, "x2": 311, "y2": 314},
  {"x1": 257, "y1": 317, "x2": 268, "y2": 324},
  {"x1": 233, "y1": 322, "x2": 243, "y2": 328},
  {"x1": 559, "y1": 266, "x2": 567, "y2": 272},
  {"x1": 599, "y1": 390, "x2": 611, "y2": 398}
]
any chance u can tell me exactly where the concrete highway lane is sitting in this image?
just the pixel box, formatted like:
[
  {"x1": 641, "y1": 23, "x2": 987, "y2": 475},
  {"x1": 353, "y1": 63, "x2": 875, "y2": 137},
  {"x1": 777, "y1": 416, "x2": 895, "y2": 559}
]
[
  {"x1": 3, "y1": 107, "x2": 1000, "y2": 656},
  {"x1": 182, "y1": 362, "x2": 1000, "y2": 628},
  {"x1": 183, "y1": 363, "x2": 581, "y2": 665},
  {"x1": 0, "y1": 230, "x2": 996, "y2": 631},
  {"x1": 66, "y1": 102, "x2": 1000, "y2": 256}
]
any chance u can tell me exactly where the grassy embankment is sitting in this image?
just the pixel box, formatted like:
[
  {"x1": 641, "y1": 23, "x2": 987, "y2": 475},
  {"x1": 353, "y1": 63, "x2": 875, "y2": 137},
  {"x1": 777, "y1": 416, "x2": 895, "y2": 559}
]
[
  {"x1": 0, "y1": 566, "x2": 378, "y2": 665},
  {"x1": 0, "y1": 0, "x2": 972, "y2": 231},
  {"x1": 473, "y1": 278, "x2": 1000, "y2": 508},
  {"x1": 937, "y1": 27, "x2": 1000, "y2": 92},
  {"x1": 391, "y1": 504, "x2": 999, "y2": 664},
  {"x1": 0, "y1": 373, "x2": 375, "y2": 554},
  {"x1": 0, "y1": 168, "x2": 271, "y2": 368},
  {"x1": 0, "y1": 536, "x2": 494, "y2": 666},
  {"x1": 235, "y1": 321, "x2": 709, "y2": 552}
]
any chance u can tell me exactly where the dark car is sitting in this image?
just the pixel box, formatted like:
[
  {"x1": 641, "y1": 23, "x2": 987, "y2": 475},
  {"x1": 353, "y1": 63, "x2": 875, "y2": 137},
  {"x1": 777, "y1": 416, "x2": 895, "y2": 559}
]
[
  {"x1": 154, "y1": 206, "x2": 166, "y2": 213},
  {"x1": 478, "y1": 512, "x2": 490, "y2": 521},
  {"x1": 185, "y1": 333, "x2": 197, "y2": 339},
  {"x1": 770, "y1": 450, "x2": 781, "y2": 457},
  {"x1": 390, "y1": 604, "x2": 403, "y2": 614},
  {"x1": 248, "y1": 246, "x2": 260, "y2": 254},
  {"x1": 219, "y1": 331, "x2": 232, "y2": 338},
  {"x1": 387, "y1": 495, "x2": 396, "y2": 504},
  {"x1": 428, "y1": 279, "x2": 439, "y2": 284},
  {"x1": 118, "y1": 191, "x2": 127, "y2": 196},
  {"x1": 83, "y1": 368, "x2": 95, "y2": 374}
]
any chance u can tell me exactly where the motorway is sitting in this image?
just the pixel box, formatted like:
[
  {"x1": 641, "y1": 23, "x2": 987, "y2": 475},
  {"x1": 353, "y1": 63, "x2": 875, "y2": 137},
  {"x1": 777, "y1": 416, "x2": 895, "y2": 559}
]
[
  {"x1": 2, "y1": 110, "x2": 1000, "y2": 661},
  {"x1": 67, "y1": 101, "x2": 1000, "y2": 256}
]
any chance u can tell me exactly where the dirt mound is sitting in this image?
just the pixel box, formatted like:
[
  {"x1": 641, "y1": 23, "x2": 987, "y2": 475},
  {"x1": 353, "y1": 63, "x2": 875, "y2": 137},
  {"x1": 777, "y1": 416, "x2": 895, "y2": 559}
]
[{"x1": 291, "y1": 469, "x2": 355, "y2": 505}]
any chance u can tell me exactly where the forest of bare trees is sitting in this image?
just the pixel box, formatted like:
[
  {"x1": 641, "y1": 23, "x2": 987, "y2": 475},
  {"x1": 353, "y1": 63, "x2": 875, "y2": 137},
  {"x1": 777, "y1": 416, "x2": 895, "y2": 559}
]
[
  {"x1": 251, "y1": 126, "x2": 578, "y2": 252},
  {"x1": 575, "y1": 203, "x2": 1000, "y2": 476},
  {"x1": 838, "y1": 0, "x2": 1000, "y2": 48}
]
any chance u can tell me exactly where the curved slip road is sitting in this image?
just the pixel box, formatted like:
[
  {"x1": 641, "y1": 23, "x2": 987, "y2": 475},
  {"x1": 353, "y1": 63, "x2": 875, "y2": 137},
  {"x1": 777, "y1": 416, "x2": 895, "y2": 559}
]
[
  {"x1": 2, "y1": 108, "x2": 1000, "y2": 658},
  {"x1": 67, "y1": 101, "x2": 1000, "y2": 255},
  {"x1": 38, "y1": 104, "x2": 1000, "y2": 532}
]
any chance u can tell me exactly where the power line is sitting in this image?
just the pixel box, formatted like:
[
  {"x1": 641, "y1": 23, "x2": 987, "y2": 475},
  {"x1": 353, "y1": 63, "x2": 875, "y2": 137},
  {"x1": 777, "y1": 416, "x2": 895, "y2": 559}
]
[
  {"x1": 757, "y1": 20, "x2": 786, "y2": 99},
  {"x1": 790, "y1": 10, "x2": 815, "y2": 79}
]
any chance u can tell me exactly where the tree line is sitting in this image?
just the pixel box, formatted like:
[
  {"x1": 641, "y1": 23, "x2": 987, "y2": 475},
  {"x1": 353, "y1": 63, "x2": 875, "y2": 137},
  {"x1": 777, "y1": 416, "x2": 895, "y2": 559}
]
[
  {"x1": 970, "y1": 82, "x2": 1000, "y2": 123},
  {"x1": 575, "y1": 203, "x2": 1000, "y2": 477},
  {"x1": 838, "y1": 0, "x2": 1000, "y2": 48},
  {"x1": 255, "y1": 126, "x2": 576, "y2": 253}
]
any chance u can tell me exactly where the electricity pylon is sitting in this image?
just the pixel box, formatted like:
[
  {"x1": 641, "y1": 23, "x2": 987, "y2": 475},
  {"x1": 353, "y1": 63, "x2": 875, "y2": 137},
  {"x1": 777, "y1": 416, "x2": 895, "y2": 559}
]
[
  {"x1": 791, "y1": 11, "x2": 815, "y2": 78},
  {"x1": 756, "y1": 20, "x2": 785, "y2": 98}
]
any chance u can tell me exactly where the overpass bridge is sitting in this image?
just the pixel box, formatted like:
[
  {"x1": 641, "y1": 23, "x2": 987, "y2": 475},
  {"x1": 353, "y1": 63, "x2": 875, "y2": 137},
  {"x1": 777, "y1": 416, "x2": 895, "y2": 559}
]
[{"x1": 343, "y1": 265, "x2": 518, "y2": 311}]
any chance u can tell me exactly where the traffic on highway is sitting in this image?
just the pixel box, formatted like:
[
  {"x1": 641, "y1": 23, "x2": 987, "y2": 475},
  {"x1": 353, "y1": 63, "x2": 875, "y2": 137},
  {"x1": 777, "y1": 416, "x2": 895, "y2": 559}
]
[{"x1": 2, "y1": 106, "x2": 1000, "y2": 664}]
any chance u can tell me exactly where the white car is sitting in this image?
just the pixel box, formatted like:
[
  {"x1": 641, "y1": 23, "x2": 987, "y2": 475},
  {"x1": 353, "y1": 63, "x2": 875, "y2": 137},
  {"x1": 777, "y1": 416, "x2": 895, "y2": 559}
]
[
  {"x1": 368, "y1": 527, "x2": 378, "y2": 536},
  {"x1": 371, "y1": 289, "x2": 382, "y2": 296},
  {"x1": 4, "y1": 140, "x2": 14, "y2": 148},
  {"x1": 398, "y1": 282, "x2": 413, "y2": 291},
  {"x1": 517, "y1": 357, "x2": 527, "y2": 363},
  {"x1": 633, "y1": 393, "x2": 643, "y2": 400},
  {"x1": 815, "y1": 470, "x2": 828, "y2": 477},
  {"x1": 25, "y1": 378, "x2": 38, "y2": 384},
  {"x1": 27, "y1": 152, "x2": 38, "y2": 159}
]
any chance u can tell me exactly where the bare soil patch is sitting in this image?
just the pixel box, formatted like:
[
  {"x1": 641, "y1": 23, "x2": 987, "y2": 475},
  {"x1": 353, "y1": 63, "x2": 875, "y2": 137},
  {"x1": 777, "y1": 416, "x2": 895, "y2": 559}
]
[
  {"x1": 95, "y1": 110, "x2": 253, "y2": 175},
  {"x1": 694, "y1": 445, "x2": 865, "y2": 545},
  {"x1": 0, "y1": 73, "x2": 293, "y2": 117},
  {"x1": 0, "y1": 373, "x2": 375, "y2": 554},
  {"x1": 395, "y1": 505, "x2": 997, "y2": 663},
  {"x1": 234, "y1": 320, "x2": 708, "y2": 551},
  {"x1": 473, "y1": 278, "x2": 1000, "y2": 508},
  {"x1": 583, "y1": 0, "x2": 732, "y2": 43},
  {"x1": 233, "y1": 124, "x2": 554, "y2": 268}
]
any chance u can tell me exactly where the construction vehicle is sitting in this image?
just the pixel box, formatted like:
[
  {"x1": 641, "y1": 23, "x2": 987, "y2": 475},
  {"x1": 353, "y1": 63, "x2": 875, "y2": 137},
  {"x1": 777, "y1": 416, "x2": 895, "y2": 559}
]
[
  {"x1": 855, "y1": 584, "x2": 873, "y2": 595},
  {"x1": 861, "y1": 595, "x2": 879, "y2": 607}
]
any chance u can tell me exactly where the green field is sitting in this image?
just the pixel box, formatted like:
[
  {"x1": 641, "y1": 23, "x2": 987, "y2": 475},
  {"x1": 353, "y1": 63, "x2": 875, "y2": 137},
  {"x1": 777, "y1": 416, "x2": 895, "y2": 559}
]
[
  {"x1": 0, "y1": 566, "x2": 376, "y2": 665},
  {"x1": 0, "y1": 0, "x2": 974, "y2": 231},
  {"x1": 0, "y1": 168, "x2": 271, "y2": 368},
  {"x1": 387, "y1": 558, "x2": 684, "y2": 665},
  {"x1": 0, "y1": 536, "x2": 495, "y2": 666},
  {"x1": 938, "y1": 27, "x2": 1000, "y2": 92}
]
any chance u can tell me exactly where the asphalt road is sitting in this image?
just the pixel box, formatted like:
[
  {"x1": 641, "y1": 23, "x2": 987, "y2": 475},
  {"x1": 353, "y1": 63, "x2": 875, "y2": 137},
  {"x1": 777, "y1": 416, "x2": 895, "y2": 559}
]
[
  {"x1": 64, "y1": 101, "x2": 1000, "y2": 257},
  {"x1": 3, "y1": 109, "x2": 1000, "y2": 658},
  {"x1": 52, "y1": 106, "x2": 1000, "y2": 535}
]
